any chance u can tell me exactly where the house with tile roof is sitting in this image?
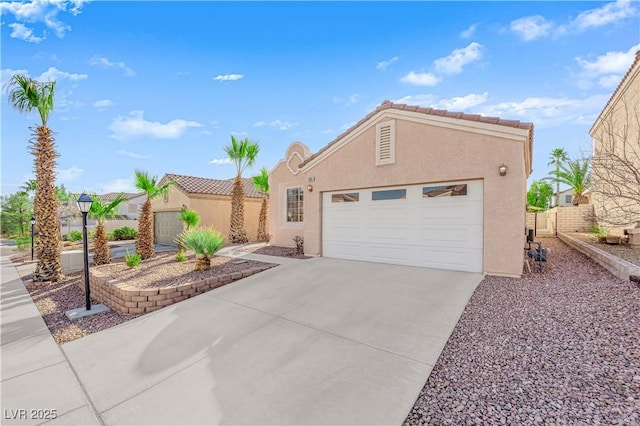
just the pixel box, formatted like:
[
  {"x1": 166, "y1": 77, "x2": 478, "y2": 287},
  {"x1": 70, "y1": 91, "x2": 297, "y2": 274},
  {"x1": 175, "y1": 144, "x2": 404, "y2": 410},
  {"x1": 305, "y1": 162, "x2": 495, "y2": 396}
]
[
  {"x1": 151, "y1": 173, "x2": 264, "y2": 245},
  {"x1": 269, "y1": 100, "x2": 534, "y2": 277},
  {"x1": 96, "y1": 192, "x2": 146, "y2": 220}
]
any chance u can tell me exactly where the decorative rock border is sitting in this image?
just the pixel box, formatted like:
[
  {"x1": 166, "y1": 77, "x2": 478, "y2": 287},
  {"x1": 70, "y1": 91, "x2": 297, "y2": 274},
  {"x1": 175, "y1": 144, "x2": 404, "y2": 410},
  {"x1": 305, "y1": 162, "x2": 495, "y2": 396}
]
[
  {"x1": 559, "y1": 232, "x2": 640, "y2": 281},
  {"x1": 79, "y1": 265, "x2": 276, "y2": 315}
]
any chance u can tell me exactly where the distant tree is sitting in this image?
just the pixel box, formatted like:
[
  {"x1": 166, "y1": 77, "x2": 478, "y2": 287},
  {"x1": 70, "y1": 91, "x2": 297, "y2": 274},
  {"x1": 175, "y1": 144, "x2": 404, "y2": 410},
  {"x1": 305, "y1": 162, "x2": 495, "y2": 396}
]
[
  {"x1": 89, "y1": 194, "x2": 126, "y2": 265},
  {"x1": 251, "y1": 167, "x2": 270, "y2": 242},
  {"x1": 527, "y1": 180, "x2": 553, "y2": 210},
  {"x1": 6, "y1": 74, "x2": 63, "y2": 282},
  {"x1": 0, "y1": 192, "x2": 33, "y2": 237},
  {"x1": 134, "y1": 170, "x2": 175, "y2": 259},
  {"x1": 224, "y1": 135, "x2": 259, "y2": 243},
  {"x1": 547, "y1": 148, "x2": 569, "y2": 207},
  {"x1": 548, "y1": 158, "x2": 591, "y2": 206}
]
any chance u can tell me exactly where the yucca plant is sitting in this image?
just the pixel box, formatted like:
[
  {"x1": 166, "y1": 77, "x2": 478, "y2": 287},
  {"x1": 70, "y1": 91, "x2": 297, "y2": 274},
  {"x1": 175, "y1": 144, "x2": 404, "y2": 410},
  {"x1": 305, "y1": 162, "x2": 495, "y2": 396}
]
[
  {"x1": 134, "y1": 170, "x2": 176, "y2": 259},
  {"x1": 252, "y1": 167, "x2": 269, "y2": 242},
  {"x1": 89, "y1": 193, "x2": 126, "y2": 265},
  {"x1": 179, "y1": 227, "x2": 225, "y2": 271}
]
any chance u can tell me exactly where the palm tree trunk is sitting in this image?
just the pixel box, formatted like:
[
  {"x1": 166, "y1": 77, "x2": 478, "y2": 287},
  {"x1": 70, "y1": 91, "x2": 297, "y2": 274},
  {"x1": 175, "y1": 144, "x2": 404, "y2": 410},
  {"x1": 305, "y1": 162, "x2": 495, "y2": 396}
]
[
  {"x1": 32, "y1": 126, "x2": 63, "y2": 282},
  {"x1": 93, "y1": 222, "x2": 111, "y2": 265},
  {"x1": 194, "y1": 254, "x2": 210, "y2": 271},
  {"x1": 136, "y1": 199, "x2": 155, "y2": 259},
  {"x1": 229, "y1": 176, "x2": 248, "y2": 243},
  {"x1": 257, "y1": 197, "x2": 268, "y2": 241}
]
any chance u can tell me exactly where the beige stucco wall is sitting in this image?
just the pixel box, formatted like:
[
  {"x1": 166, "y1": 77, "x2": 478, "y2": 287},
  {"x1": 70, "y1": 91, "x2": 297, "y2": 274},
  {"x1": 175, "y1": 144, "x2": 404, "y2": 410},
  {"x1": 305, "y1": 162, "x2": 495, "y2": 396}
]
[
  {"x1": 151, "y1": 185, "x2": 264, "y2": 241},
  {"x1": 270, "y1": 115, "x2": 531, "y2": 276}
]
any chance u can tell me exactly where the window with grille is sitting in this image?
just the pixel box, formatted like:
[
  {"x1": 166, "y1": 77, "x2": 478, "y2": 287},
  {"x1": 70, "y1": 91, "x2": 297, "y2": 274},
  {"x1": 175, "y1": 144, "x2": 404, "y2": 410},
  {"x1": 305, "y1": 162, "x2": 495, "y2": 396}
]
[{"x1": 286, "y1": 187, "x2": 304, "y2": 222}]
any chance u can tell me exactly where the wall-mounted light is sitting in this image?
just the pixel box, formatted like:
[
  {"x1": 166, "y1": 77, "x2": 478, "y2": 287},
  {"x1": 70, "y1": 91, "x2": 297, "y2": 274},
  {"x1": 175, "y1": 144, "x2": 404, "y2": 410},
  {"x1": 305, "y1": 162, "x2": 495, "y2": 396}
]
[
  {"x1": 499, "y1": 164, "x2": 507, "y2": 176},
  {"x1": 307, "y1": 184, "x2": 313, "y2": 192}
]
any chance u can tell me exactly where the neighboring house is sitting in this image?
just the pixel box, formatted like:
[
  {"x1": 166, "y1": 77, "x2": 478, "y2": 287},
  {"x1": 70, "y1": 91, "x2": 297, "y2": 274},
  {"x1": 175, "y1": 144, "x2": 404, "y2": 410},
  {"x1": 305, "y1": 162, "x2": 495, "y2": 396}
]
[
  {"x1": 97, "y1": 192, "x2": 145, "y2": 220},
  {"x1": 590, "y1": 50, "x2": 640, "y2": 233},
  {"x1": 151, "y1": 173, "x2": 263, "y2": 245},
  {"x1": 550, "y1": 188, "x2": 592, "y2": 208},
  {"x1": 269, "y1": 101, "x2": 534, "y2": 277}
]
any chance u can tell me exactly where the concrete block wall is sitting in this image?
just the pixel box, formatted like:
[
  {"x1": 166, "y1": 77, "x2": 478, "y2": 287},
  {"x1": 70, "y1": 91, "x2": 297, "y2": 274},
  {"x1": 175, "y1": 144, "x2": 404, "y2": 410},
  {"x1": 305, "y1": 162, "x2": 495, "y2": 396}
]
[{"x1": 555, "y1": 205, "x2": 594, "y2": 233}]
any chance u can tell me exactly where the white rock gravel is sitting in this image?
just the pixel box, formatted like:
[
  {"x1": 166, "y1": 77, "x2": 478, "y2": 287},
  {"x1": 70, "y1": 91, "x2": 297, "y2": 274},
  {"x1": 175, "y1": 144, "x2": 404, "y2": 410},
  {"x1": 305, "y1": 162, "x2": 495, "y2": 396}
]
[{"x1": 404, "y1": 237, "x2": 640, "y2": 425}]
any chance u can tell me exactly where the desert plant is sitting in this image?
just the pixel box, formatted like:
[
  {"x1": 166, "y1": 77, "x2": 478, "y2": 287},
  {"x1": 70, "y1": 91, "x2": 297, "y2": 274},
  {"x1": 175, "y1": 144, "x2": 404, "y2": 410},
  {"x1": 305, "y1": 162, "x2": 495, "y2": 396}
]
[
  {"x1": 225, "y1": 135, "x2": 260, "y2": 243},
  {"x1": 175, "y1": 250, "x2": 187, "y2": 262},
  {"x1": 6, "y1": 74, "x2": 63, "y2": 282},
  {"x1": 124, "y1": 249, "x2": 142, "y2": 268},
  {"x1": 180, "y1": 227, "x2": 225, "y2": 271},
  {"x1": 589, "y1": 225, "x2": 608, "y2": 239},
  {"x1": 134, "y1": 170, "x2": 176, "y2": 259},
  {"x1": 252, "y1": 167, "x2": 270, "y2": 242},
  {"x1": 547, "y1": 158, "x2": 591, "y2": 206},
  {"x1": 293, "y1": 235, "x2": 304, "y2": 255},
  {"x1": 112, "y1": 226, "x2": 138, "y2": 241},
  {"x1": 89, "y1": 194, "x2": 127, "y2": 265},
  {"x1": 176, "y1": 208, "x2": 200, "y2": 252},
  {"x1": 68, "y1": 230, "x2": 83, "y2": 242}
]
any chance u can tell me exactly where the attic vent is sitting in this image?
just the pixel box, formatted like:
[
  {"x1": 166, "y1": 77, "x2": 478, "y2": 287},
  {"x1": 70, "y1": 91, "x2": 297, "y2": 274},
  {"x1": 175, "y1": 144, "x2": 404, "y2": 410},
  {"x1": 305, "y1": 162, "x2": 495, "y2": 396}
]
[{"x1": 375, "y1": 120, "x2": 395, "y2": 165}]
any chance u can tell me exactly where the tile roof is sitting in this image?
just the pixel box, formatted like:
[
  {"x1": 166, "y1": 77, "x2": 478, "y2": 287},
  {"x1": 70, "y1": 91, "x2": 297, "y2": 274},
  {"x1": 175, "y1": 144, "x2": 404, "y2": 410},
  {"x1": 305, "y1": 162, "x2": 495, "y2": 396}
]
[
  {"x1": 96, "y1": 192, "x2": 143, "y2": 202},
  {"x1": 163, "y1": 173, "x2": 263, "y2": 198},
  {"x1": 299, "y1": 101, "x2": 534, "y2": 169},
  {"x1": 590, "y1": 50, "x2": 640, "y2": 135}
]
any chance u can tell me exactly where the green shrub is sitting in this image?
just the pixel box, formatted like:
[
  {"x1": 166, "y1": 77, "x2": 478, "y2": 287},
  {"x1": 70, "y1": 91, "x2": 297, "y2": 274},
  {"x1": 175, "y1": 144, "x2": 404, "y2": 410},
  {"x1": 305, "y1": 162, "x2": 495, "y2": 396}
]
[
  {"x1": 181, "y1": 228, "x2": 225, "y2": 256},
  {"x1": 68, "y1": 230, "x2": 83, "y2": 242},
  {"x1": 175, "y1": 250, "x2": 187, "y2": 262},
  {"x1": 124, "y1": 249, "x2": 142, "y2": 268},
  {"x1": 107, "y1": 231, "x2": 116, "y2": 241},
  {"x1": 112, "y1": 226, "x2": 138, "y2": 240},
  {"x1": 589, "y1": 225, "x2": 607, "y2": 238},
  {"x1": 12, "y1": 236, "x2": 32, "y2": 246}
]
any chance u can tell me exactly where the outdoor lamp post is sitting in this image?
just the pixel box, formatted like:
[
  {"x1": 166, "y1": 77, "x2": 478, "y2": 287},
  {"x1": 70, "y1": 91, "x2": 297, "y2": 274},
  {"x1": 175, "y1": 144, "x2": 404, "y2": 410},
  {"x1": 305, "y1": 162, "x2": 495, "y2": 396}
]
[
  {"x1": 77, "y1": 193, "x2": 93, "y2": 310},
  {"x1": 30, "y1": 216, "x2": 35, "y2": 261}
]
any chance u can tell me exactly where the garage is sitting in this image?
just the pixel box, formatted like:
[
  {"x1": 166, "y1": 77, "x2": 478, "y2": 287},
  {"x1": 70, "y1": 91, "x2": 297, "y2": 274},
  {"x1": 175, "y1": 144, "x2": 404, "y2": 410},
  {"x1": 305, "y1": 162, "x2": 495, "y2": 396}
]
[
  {"x1": 322, "y1": 180, "x2": 483, "y2": 272},
  {"x1": 153, "y1": 211, "x2": 183, "y2": 246}
]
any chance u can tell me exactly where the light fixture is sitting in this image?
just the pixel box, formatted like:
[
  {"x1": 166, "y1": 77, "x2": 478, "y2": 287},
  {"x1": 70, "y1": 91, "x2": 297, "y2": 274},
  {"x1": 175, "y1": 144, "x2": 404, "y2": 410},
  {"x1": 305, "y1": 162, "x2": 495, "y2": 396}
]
[
  {"x1": 77, "y1": 193, "x2": 93, "y2": 213},
  {"x1": 307, "y1": 184, "x2": 313, "y2": 192},
  {"x1": 499, "y1": 164, "x2": 507, "y2": 176},
  {"x1": 76, "y1": 193, "x2": 94, "y2": 310}
]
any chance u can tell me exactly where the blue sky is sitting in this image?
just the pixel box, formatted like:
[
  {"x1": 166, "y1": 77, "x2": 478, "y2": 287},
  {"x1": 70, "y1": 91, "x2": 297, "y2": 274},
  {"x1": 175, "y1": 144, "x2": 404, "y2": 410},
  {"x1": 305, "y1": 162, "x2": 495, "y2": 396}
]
[{"x1": 1, "y1": 1, "x2": 638, "y2": 196}]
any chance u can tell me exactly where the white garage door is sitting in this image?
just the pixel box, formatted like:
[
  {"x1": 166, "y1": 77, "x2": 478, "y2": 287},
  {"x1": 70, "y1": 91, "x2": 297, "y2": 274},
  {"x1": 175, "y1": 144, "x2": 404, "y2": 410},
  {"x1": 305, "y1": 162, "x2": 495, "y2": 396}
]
[
  {"x1": 322, "y1": 180, "x2": 483, "y2": 272},
  {"x1": 154, "y1": 211, "x2": 183, "y2": 246}
]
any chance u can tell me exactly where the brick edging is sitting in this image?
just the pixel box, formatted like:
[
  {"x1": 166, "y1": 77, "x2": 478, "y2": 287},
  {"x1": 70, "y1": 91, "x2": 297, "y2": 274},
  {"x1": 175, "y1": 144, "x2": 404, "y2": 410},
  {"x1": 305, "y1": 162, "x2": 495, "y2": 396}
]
[
  {"x1": 558, "y1": 232, "x2": 640, "y2": 281},
  {"x1": 79, "y1": 265, "x2": 276, "y2": 315}
]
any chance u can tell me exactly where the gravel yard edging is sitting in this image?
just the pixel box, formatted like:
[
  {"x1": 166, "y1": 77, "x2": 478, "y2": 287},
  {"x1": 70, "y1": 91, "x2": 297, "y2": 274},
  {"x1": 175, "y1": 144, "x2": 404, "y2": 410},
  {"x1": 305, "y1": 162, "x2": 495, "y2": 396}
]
[
  {"x1": 82, "y1": 265, "x2": 276, "y2": 315},
  {"x1": 559, "y1": 232, "x2": 640, "y2": 281}
]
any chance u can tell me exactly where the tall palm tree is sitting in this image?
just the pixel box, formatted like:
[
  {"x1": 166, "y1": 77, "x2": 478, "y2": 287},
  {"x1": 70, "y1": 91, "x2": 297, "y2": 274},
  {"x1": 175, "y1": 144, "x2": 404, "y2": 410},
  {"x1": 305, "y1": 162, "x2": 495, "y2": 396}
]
[
  {"x1": 548, "y1": 148, "x2": 569, "y2": 207},
  {"x1": 89, "y1": 194, "x2": 126, "y2": 265},
  {"x1": 224, "y1": 135, "x2": 259, "y2": 243},
  {"x1": 134, "y1": 170, "x2": 175, "y2": 259},
  {"x1": 548, "y1": 158, "x2": 591, "y2": 206},
  {"x1": 251, "y1": 167, "x2": 269, "y2": 242},
  {"x1": 6, "y1": 74, "x2": 63, "y2": 282}
]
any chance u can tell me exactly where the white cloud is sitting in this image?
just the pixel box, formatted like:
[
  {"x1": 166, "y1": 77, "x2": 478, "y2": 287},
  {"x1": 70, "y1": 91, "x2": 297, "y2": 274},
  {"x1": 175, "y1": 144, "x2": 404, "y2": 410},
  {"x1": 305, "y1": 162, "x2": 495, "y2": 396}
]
[
  {"x1": 57, "y1": 166, "x2": 84, "y2": 182},
  {"x1": 90, "y1": 56, "x2": 135, "y2": 77},
  {"x1": 253, "y1": 121, "x2": 266, "y2": 127},
  {"x1": 199, "y1": 130, "x2": 213, "y2": 136},
  {"x1": 1, "y1": 68, "x2": 29, "y2": 87},
  {"x1": 8, "y1": 23, "x2": 44, "y2": 43},
  {"x1": 253, "y1": 120, "x2": 298, "y2": 130},
  {"x1": 393, "y1": 94, "x2": 438, "y2": 106},
  {"x1": 598, "y1": 75, "x2": 623, "y2": 88},
  {"x1": 322, "y1": 128, "x2": 334, "y2": 134},
  {"x1": 574, "y1": 43, "x2": 640, "y2": 89},
  {"x1": 510, "y1": 15, "x2": 554, "y2": 41},
  {"x1": 108, "y1": 111, "x2": 202, "y2": 140},
  {"x1": 209, "y1": 158, "x2": 233, "y2": 165},
  {"x1": 100, "y1": 178, "x2": 136, "y2": 193},
  {"x1": 117, "y1": 149, "x2": 150, "y2": 159},
  {"x1": 400, "y1": 71, "x2": 441, "y2": 86},
  {"x1": 213, "y1": 73, "x2": 243, "y2": 81},
  {"x1": 434, "y1": 42, "x2": 483, "y2": 75},
  {"x1": 460, "y1": 23, "x2": 479, "y2": 39},
  {"x1": 376, "y1": 56, "x2": 399, "y2": 70},
  {"x1": 339, "y1": 122, "x2": 356, "y2": 131},
  {"x1": 0, "y1": 0, "x2": 86, "y2": 39},
  {"x1": 432, "y1": 92, "x2": 489, "y2": 111},
  {"x1": 347, "y1": 94, "x2": 360, "y2": 105},
  {"x1": 231, "y1": 131, "x2": 248, "y2": 137},
  {"x1": 210, "y1": 120, "x2": 220, "y2": 128},
  {"x1": 36, "y1": 66, "x2": 88, "y2": 82},
  {"x1": 93, "y1": 99, "x2": 114, "y2": 108}
]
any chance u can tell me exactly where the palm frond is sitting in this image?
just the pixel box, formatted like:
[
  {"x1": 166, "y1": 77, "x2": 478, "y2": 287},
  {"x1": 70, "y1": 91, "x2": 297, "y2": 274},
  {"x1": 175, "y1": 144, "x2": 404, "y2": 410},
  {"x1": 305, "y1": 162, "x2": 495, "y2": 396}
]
[
  {"x1": 251, "y1": 167, "x2": 269, "y2": 194},
  {"x1": 224, "y1": 135, "x2": 260, "y2": 177},
  {"x1": 180, "y1": 227, "x2": 225, "y2": 255},
  {"x1": 88, "y1": 193, "x2": 127, "y2": 222},
  {"x1": 178, "y1": 208, "x2": 200, "y2": 229}
]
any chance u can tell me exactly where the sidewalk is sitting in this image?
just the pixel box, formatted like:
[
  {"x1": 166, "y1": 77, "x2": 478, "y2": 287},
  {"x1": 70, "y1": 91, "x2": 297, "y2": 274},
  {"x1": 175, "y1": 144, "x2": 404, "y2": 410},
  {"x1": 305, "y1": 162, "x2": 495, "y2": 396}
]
[{"x1": 0, "y1": 242, "x2": 101, "y2": 425}]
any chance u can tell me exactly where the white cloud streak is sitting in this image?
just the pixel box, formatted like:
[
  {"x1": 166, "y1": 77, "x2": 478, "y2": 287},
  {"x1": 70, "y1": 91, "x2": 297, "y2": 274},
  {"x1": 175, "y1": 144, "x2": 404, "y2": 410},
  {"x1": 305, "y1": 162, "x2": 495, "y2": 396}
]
[
  {"x1": 57, "y1": 166, "x2": 84, "y2": 182},
  {"x1": 0, "y1": 0, "x2": 87, "y2": 39},
  {"x1": 117, "y1": 149, "x2": 150, "y2": 159},
  {"x1": 8, "y1": 22, "x2": 44, "y2": 43},
  {"x1": 90, "y1": 56, "x2": 135, "y2": 77},
  {"x1": 36, "y1": 66, "x2": 88, "y2": 82},
  {"x1": 209, "y1": 158, "x2": 233, "y2": 165},
  {"x1": 574, "y1": 43, "x2": 640, "y2": 89},
  {"x1": 108, "y1": 111, "x2": 202, "y2": 140},
  {"x1": 253, "y1": 120, "x2": 298, "y2": 130},
  {"x1": 510, "y1": 15, "x2": 554, "y2": 41},
  {"x1": 434, "y1": 42, "x2": 483, "y2": 74},
  {"x1": 460, "y1": 23, "x2": 479, "y2": 39},
  {"x1": 213, "y1": 73, "x2": 244, "y2": 81},
  {"x1": 93, "y1": 99, "x2": 114, "y2": 108},
  {"x1": 400, "y1": 71, "x2": 441, "y2": 86},
  {"x1": 376, "y1": 56, "x2": 399, "y2": 70}
]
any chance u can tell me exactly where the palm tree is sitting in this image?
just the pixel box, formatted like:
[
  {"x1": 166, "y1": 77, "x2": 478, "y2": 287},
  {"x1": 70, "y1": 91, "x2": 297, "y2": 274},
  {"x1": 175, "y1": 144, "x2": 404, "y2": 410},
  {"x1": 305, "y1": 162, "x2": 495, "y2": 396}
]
[
  {"x1": 251, "y1": 167, "x2": 269, "y2": 242},
  {"x1": 134, "y1": 170, "x2": 175, "y2": 259},
  {"x1": 548, "y1": 158, "x2": 591, "y2": 206},
  {"x1": 180, "y1": 227, "x2": 225, "y2": 271},
  {"x1": 176, "y1": 207, "x2": 200, "y2": 252},
  {"x1": 224, "y1": 135, "x2": 259, "y2": 243},
  {"x1": 548, "y1": 148, "x2": 569, "y2": 207},
  {"x1": 6, "y1": 74, "x2": 63, "y2": 282},
  {"x1": 89, "y1": 194, "x2": 126, "y2": 265}
]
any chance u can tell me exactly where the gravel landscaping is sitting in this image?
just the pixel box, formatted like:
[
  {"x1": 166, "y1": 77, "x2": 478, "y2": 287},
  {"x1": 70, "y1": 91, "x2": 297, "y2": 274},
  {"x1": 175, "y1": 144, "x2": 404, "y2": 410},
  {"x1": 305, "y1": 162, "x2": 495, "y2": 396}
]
[
  {"x1": 567, "y1": 232, "x2": 640, "y2": 268},
  {"x1": 241, "y1": 244, "x2": 312, "y2": 259},
  {"x1": 404, "y1": 237, "x2": 640, "y2": 425}
]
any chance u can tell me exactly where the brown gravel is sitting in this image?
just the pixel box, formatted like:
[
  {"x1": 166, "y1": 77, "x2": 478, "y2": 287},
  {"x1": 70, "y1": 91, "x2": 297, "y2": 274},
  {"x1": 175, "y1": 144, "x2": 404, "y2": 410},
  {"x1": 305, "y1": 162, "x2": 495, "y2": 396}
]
[
  {"x1": 404, "y1": 237, "x2": 640, "y2": 425},
  {"x1": 20, "y1": 251, "x2": 277, "y2": 345},
  {"x1": 568, "y1": 232, "x2": 640, "y2": 268},
  {"x1": 241, "y1": 245, "x2": 312, "y2": 259}
]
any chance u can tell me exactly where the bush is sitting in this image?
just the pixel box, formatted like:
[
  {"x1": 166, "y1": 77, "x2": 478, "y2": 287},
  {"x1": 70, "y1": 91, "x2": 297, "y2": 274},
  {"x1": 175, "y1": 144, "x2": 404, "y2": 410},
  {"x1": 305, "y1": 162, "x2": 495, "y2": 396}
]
[
  {"x1": 112, "y1": 226, "x2": 138, "y2": 241},
  {"x1": 293, "y1": 235, "x2": 304, "y2": 255},
  {"x1": 124, "y1": 249, "x2": 142, "y2": 268},
  {"x1": 68, "y1": 230, "x2": 83, "y2": 242},
  {"x1": 175, "y1": 250, "x2": 187, "y2": 262},
  {"x1": 180, "y1": 227, "x2": 225, "y2": 271},
  {"x1": 589, "y1": 225, "x2": 607, "y2": 238}
]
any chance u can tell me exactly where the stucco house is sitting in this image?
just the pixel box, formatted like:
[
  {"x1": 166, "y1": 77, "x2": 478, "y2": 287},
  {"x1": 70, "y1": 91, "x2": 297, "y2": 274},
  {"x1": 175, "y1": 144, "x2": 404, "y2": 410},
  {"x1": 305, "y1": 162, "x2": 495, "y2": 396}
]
[
  {"x1": 151, "y1": 173, "x2": 264, "y2": 245},
  {"x1": 550, "y1": 188, "x2": 592, "y2": 208},
  {"x1": 97, "y1": 192, "x2": 146, "y2": 219},
  {"x1": 269, "y1": 101, "x2": 534, "y2": 277},
  {"x1": 590, "y1": 50, "x2": 640, "y2": 234}
]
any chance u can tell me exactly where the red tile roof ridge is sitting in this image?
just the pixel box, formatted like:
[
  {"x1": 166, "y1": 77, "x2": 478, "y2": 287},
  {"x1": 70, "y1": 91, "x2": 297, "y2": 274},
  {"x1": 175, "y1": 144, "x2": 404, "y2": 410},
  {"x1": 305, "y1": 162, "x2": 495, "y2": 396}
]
[{"x1": 162, "y1": 173, "x2": 262, "y2": 198}]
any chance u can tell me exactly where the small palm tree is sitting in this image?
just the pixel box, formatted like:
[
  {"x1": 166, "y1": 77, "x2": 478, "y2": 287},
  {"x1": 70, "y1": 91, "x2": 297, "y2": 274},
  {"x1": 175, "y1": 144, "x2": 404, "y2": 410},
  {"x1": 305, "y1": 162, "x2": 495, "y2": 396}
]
[
  {"x1": 180, "y1": 227, "x2": 225, "y2": 271},
  {"x1": 251, "y1": 167, "x2": 269, "y2": 242},
  {"x1": 224, "y1": 135, "x2": 260, "y2": 243},
  {"x1": 175, "y1": 207, "x2": 200, "y2": 252},
  {"x1": 6, "y1": 74, "x2": 63, "y2": 282},
  {"x1": 548, "y1": 158, "x2": 591, "y2": 206},
  {"x1": 89, "y1": 194, "x2": 126, "y2": 265},
  {"x1": 134, "y1": 170, "x2": 176, "y2": 259},
  {"x1": 548, "y1": 148, "x2": 569, "y2": 207}
]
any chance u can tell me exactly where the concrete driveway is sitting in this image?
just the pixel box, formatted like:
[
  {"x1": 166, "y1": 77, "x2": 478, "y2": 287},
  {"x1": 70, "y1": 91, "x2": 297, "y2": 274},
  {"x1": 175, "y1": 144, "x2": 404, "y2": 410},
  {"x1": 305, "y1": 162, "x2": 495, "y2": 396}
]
[{"x1": 62, "y1": 257, "x2": 483, "y2": 425}]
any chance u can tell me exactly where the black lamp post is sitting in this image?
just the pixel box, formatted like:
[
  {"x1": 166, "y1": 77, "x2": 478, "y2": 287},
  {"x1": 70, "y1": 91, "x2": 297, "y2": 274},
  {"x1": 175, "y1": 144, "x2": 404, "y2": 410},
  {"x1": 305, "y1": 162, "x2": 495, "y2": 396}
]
[
  {"x1": 77, "y1": 193, "x2": 93, "y2": 310},
  {"x1": 30, "y1": 216, "x2": 36, "y2": 261}
]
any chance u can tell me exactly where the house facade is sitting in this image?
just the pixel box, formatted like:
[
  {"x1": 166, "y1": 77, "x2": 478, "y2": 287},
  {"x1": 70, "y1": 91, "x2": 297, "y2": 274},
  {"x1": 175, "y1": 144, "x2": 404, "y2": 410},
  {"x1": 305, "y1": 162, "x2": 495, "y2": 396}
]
[
  {"x1": 151, "y1": 173, "x2": 264, "y2": 245},
  {"x1": 590, "y1": 50, "x2": 640, "y2": 234},
  {"x1": 269, "y1": 101, "x2": 533, "y2": 277}
]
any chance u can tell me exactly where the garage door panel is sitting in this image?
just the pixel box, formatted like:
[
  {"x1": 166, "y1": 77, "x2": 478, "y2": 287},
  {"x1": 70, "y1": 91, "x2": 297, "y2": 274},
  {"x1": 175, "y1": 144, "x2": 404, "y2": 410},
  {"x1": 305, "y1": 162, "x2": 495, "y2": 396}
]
[
  {"x1": 366, "y1": 245, "x2": 407, "y2": 262},
  {"x1": 154, "y1": 212, "x2": 182, "y2": 246}
]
